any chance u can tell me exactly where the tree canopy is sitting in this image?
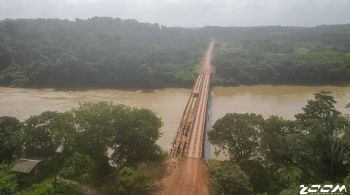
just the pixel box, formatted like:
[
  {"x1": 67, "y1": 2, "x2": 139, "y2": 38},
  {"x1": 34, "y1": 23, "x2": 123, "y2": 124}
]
[
  {"x1": 208, "y1": 113, "x2": 263, "y2": 162},
  {"x1": 208, "y1": 92, "x2": 350, "y2": 194},
  {"x1": 1, "y1": 18, "x2": 350, "y2": 88},
  {"x1": 212, "y1": 26, "x2": 350, "y2": 85},
  {"x1": 0, "y1": 116, "x2": 22, "y2": 163},
  {"x1": 208, "y1": 160, "x2": 253, "y2": 195},
  {"x1": 0, "y1": 17, "x2": 205, "y2": 88},
  {"x1": 0, "y1": 101, "x2": 165, "y2": 194}
]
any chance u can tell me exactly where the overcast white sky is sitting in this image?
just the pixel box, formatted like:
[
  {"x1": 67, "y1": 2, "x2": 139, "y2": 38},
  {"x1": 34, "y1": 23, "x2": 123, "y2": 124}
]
[{"x1": 0, "y1": 0, "x2": 349, "y2": 27}]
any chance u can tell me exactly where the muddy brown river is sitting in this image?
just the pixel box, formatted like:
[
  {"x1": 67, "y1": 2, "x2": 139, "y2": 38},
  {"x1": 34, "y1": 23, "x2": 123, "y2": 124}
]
[{"x1": 1, "y1": 85, "x2": 350, "y2": 153}]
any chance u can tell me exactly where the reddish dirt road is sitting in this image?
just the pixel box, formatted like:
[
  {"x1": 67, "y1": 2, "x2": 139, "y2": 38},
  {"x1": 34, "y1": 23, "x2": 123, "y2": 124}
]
[
  {"x1": 156, "y1": 158, "x2": 209, "y2": 195},
  {"x1": 156, "y1": 40, "x2": 214, "y2": 195}
]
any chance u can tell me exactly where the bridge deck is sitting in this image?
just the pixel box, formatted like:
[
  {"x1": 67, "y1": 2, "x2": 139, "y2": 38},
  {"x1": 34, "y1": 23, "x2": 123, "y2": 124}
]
[{"x1": 171, "y1": 40, "x2": 214, "y2": 159}]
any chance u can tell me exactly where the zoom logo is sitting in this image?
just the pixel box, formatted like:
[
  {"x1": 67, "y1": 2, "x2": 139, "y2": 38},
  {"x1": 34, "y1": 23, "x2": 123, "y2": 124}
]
[{"x1": 300, "y1": 185, "x2": 347, "y2": 194}]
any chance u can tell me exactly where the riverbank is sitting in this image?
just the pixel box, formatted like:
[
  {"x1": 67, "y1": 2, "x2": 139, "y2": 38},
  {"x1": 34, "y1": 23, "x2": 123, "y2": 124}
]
[{"x1": 1, "y1": 85, "x2": 349, "y2": 154}]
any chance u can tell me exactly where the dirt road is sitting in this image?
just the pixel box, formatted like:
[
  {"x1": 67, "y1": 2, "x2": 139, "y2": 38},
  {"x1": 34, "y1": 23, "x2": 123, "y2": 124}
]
[
  {"x1": 156, "y1": 40, "x2": 214, "y2": 195},
  {"x1": 156, "y1": 158, "x2": 209, "y2": 195}
]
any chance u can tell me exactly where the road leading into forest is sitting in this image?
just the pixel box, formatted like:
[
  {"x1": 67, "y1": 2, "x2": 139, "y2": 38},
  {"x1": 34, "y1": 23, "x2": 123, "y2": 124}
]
[{"x1": 157, "y1": 40, "x2": 214, "y2": 195}]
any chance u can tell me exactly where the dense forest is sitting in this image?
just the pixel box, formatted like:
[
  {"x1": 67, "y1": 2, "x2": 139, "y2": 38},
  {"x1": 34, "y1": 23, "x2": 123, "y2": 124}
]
[
  {"x1": 208, "y1": 92, "x2": 350, "y2": 194},
  {"x1": 1, "y1": 17, "x2": 350, "y2": 88},
  {"x1": 0, "y1": 17, "x2": 205, "y2": 88},
  {"x1": 211, "y1": 25, "x2": 350, "y2": 85},
  {"x1": 0, "y1": 102, "x2": 166, "y2": 194}
]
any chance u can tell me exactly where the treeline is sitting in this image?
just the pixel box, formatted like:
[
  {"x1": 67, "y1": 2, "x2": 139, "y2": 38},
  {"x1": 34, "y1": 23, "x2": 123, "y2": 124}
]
[
  {"x1": 1, "y1": 17, "x2": 350, "y2": 88},
  {"x1": 211, "y1": 25, "x2": 350, "y2": 85},
  {"x1": 0, "y1": 17, "x2": 205, "y2": 88},
  {"x1": 0, "y1": 102, "x2": 165, "y2": 194},
  {"x1": 208, "y1": 92, "x2": 350, "y2": 194}
]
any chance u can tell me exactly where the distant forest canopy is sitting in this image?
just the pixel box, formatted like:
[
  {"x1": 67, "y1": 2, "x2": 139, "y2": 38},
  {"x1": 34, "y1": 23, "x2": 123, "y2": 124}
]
[
  {"x1": 0, "y1": 17, "x2": 206, "y2": 88},
  {"x1": 1, "y1": 17, "x2": 350, "y2": 88},
  {"x1": 204, "y1": 25, "x2": 350, "y2": 85}
]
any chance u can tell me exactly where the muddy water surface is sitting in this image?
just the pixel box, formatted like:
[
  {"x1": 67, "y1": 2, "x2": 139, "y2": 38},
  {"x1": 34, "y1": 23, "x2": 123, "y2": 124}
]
[
  {"x1": 1, "y1": 85, "x2": 350, "y2": 153},
  {"x1": 212, "y1": 85, "x2": 350, "y2": 121},
  {"x1": 0, "y1": 87, "x2": 190, "y2": 151}
]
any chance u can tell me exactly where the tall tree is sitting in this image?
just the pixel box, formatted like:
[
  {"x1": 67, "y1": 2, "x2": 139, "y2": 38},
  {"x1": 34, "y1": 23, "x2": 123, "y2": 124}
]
[
  {"x1": 208, "y1": 113, "x2": 263, "y2": 162},
  {"x1": 0, "y1": 116, "x2": 21, "y2": 162},
  {"x1": 71, "y1": 102, "x2": 128, "y2": 162},
  {"x1": 111, "y1": 108, "x2": 162, "y2": 167},
  {"x1": 71, "y1": 102, "x2": 163, "y2": 168},
  {"x1": 295, "y1": 91, "x2": 350, "y2": 179},
  {"x1": 208, "y1": 161, "x2": 253, "y2": 195},
  {"x1": 23, "y1": 111, "x2": 74, "y2": 158},
  {"x1": 260, "y1": 116, "x2": 296, "y2": 166}
]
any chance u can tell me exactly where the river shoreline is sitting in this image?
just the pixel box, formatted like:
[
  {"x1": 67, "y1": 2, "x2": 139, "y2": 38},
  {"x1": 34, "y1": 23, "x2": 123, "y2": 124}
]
[{"x1": 1, "y1": 85, "x2": 350, "y2": 154}]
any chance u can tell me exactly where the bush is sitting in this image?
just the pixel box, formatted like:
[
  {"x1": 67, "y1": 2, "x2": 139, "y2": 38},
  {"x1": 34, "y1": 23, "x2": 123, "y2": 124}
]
[
  {"x1": 60, "y1": 153, "x2": 96, "y2": 182},
  {"x1": 0, "y1": 116, "x2": 22, "y2": 163},
  {"x1": 0, "y1": 164, "x2": 18, "y2": 195},
  {"x1": 239, "y1": 160, "x2": 271, "y2": 194},
  {"x1": 208, "y1": 160, "x2": 254, "y2": 195},
  {"x1": 344, "y1": 173, "x2": 350, "y2": 187},
  {"x1": 110, "y1": 166, "x2": 152, "y2": 195},
  {"x1": 278, "y1": 187, "x2": 299, "y2": 195},
  {"x1": 22, "y1": 178, "x2": 82, "y2": 195}
]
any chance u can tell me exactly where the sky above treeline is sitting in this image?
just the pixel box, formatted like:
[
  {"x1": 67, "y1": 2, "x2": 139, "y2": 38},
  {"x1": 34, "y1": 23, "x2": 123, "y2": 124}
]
[{"x1": 0, "y1": 0, "x2": 349, "y2": 27}]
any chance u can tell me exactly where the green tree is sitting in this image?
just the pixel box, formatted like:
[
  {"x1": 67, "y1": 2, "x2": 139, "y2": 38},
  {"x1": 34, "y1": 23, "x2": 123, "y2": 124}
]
[
  {"x1": 0, "y1": 116, "x2": 22, "y2": 162},
  {"x1": 239, "y1": 160, "x2": 271, "y2": 194},
  {"x1": 274, "y1": 166, "x2": 303, "y2": 194},
  {"x1": 71, "y1": 102, "x2": 129, "y2": 177},
  {"x1": 111, "y1": 108, "x2": 162, "y2": 167},
  {"x1": 71, "y1": 102, "x2": 129, "y2": 165},
  {"x1": 208, "y1": 160, "x2": 254, "y2": 195},
  {"x1": 278, "y1": 188, "x2": 299, "y2": 195},
  {"x1": 23, "y1": 178, "x2": 82, "y2": 195},
  {"x1": 261, "y1": 116, "x2": 295, "y2": 166},
  {"x1": 0, "y1": 18, "x2": 206, "y2": 88},
  {"x1": 23, "y1": 111, "x2": 74, "y2": 158},
  {"x1": 111, "y1": 166, "x2": 152, "y2": 195},
  {"x1": 208, "y1": 113, "x2": 263, "y2": 162},
  {"x1": 60, "y1": 153, "x2": 96, "y2": 182},
  {"x1": 208, "y1": 93, "x2": 350, "y2": 194},
  {"x1": 295, "y1": 91, "x2": 350, "y2": 179},
  {"x1": 0, "y1": 64, "x2": 28, "y2": 86},
  {"x1": 71, "y1": 102, "x2": 163, "y2": 168},
  {"x1": 0, "y1": 164, "x2": 18, "y2": 195},
  {"x1": 0, "y1": 101, "x2": 165, "y2": 194},
  {"x1": 344, "y1": 173, "x2": 350, "y2": 187}
]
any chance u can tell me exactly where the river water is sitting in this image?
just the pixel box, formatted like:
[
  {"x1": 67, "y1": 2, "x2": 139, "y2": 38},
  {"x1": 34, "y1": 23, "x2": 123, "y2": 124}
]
[{"x1": 1, "y1": 85, "x2": 350, "y2": 152}]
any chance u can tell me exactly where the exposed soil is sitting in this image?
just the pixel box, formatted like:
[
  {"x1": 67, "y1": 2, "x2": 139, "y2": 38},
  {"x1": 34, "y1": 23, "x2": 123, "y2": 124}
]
[
  {"x1": 154, "y1": 41, "x2": 214, "y2": 195},
  {"x1": 154, "y1": 158, "x2": 209, "y2": 195}
]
